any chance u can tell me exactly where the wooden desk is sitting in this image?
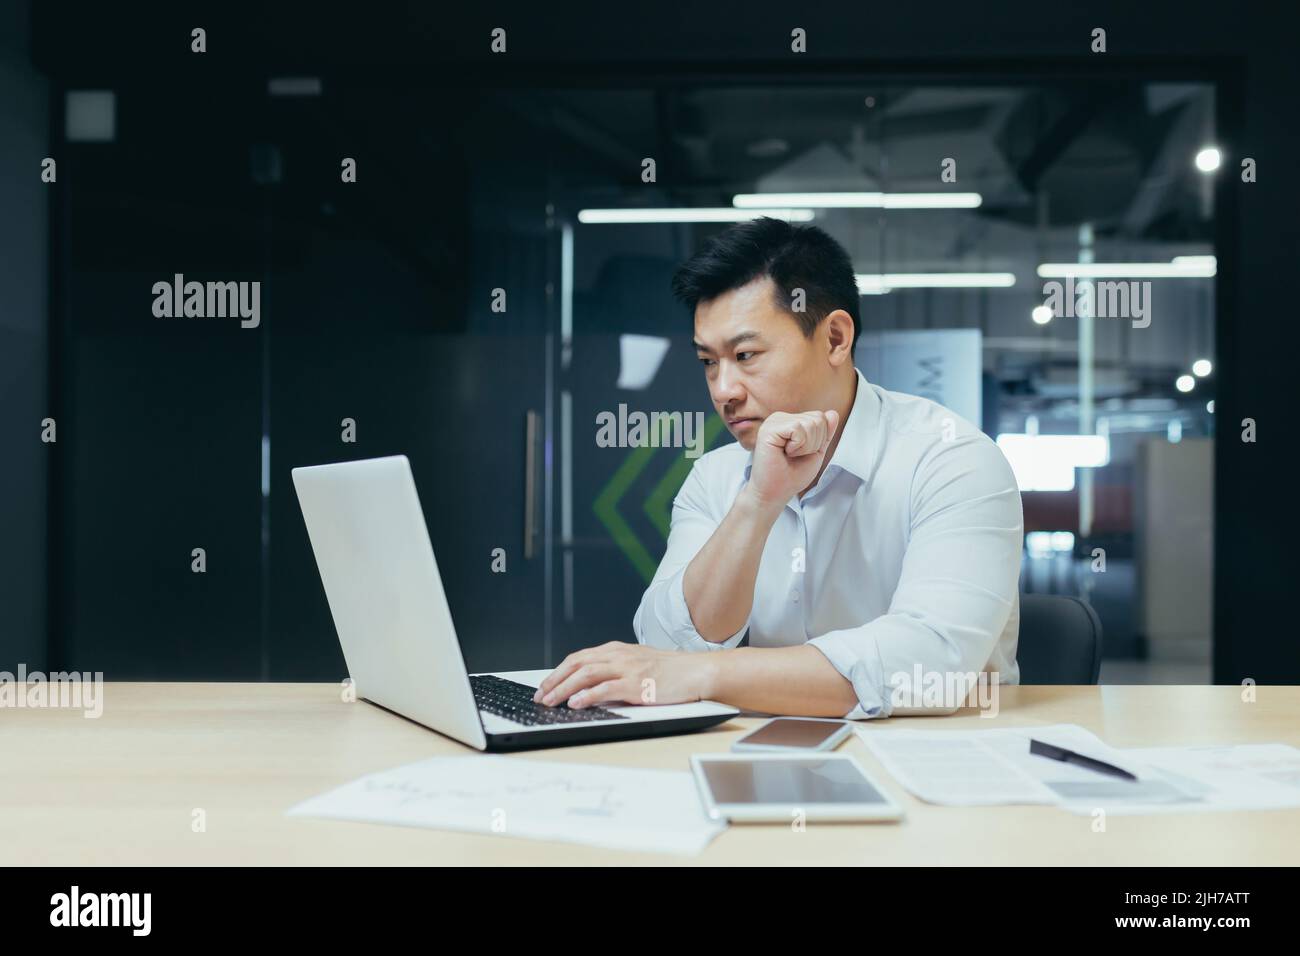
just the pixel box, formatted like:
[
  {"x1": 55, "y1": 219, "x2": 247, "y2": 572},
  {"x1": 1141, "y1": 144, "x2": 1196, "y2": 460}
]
[{"x1": 4, "y1": 684, "x2": 1297, "y2": 865}]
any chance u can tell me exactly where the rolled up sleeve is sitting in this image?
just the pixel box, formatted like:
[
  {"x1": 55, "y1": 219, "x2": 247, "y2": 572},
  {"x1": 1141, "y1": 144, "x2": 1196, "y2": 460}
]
[
  {"x1": 807, "y1": 437, "x2": 1023, "y2": 719},
  {"x1": 633, "y1": 459, "x2": 749, "y2": 652}
]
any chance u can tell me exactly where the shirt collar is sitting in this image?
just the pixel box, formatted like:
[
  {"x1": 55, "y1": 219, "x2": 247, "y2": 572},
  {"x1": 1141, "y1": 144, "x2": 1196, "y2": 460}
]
[{"x1": 742, "y1": 368, "x2": 879, "y2": 488}]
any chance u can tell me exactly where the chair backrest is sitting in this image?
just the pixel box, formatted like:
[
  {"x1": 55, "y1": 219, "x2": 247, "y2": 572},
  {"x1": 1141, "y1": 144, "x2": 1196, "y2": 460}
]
[{"x1": 1015, "y1": 594, "x2": 1103, "y2": 684}]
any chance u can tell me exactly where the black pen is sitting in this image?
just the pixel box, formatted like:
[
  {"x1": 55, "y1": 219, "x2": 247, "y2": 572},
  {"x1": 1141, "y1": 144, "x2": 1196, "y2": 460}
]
[{"x1": 1029, "y1": 739, "x2": 1139, "y2": 781}]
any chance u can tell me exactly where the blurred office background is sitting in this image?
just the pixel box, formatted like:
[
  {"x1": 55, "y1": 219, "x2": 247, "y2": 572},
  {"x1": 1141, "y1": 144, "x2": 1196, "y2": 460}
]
[{"x1": 1, "y1": 2, "x2": 1294, "y2": 687}]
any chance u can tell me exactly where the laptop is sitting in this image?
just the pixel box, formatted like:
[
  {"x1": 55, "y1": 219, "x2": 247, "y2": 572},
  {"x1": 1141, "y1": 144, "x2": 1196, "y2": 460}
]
[{"x1": 291, "y1": 455, "x2": 739, "y2": 751}]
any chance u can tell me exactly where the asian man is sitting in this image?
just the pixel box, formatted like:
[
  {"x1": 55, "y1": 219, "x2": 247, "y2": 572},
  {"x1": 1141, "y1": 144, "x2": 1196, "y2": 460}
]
[{"x1": 536, "y1": 217, "x2": 1023, "y2": 718}]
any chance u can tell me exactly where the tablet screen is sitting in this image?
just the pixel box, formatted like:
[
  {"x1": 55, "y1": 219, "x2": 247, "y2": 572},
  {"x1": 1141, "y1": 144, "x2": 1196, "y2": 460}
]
[{"x1": 700, "y1": 757, "x2": 888, "y2": 805}]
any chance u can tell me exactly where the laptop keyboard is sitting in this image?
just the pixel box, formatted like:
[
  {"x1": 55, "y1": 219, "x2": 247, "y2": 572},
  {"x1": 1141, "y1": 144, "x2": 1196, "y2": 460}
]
[{"x1": 470, "y1": 674, "x2": 629, "y2": 726}]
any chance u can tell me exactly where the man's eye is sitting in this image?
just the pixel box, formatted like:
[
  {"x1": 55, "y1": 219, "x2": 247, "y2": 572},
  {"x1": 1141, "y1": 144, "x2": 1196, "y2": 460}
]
[
  {"x1": 698, "y1": 357, "x2": 716, "y2": 367},
  {"x1": 737, "y1": 351, "x2": 756, "y2": 361}
]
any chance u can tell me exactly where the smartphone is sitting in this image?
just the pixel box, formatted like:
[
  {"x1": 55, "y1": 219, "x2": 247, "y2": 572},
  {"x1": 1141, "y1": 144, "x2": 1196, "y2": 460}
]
[{"x1": 730, "y1": 717, "x2": 852, "y2": 753}]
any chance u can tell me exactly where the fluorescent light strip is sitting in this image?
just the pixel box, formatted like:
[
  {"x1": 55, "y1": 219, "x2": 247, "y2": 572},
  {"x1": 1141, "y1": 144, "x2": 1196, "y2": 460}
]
[
  {"x1": 1037, "y1": 256, "x2": 1216, "y2": 278},
  {"x1": 856, "y1": 272, "x2": 1016, "y2": 293},
  {"x1": 733, "y1": 192, "x2": 982, "y2": 209},
  {"x1": 577, "y1": 208, "x2": 815, "y2": 224}
]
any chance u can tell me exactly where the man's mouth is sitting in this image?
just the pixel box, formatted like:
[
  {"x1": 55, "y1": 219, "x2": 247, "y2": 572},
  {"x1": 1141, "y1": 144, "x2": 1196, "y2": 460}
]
[{"x1": 727, "y1": 416, "x2": 759, "y2": 429}]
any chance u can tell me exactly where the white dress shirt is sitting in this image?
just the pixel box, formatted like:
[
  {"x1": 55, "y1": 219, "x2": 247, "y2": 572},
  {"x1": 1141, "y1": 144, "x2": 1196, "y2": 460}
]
[{"x1": 633, "y1": 368, "x2": 1023, "y2": 719}]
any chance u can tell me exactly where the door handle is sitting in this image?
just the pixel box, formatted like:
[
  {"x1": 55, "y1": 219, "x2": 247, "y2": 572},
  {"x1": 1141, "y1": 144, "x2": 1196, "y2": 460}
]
[{"x1": 524, "y1": 409, "x2": 541, "y2": 559}]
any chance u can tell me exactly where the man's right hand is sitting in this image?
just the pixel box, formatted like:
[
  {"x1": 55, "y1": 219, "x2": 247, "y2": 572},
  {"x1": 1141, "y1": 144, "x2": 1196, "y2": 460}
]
[{"x1": 744, "y1": 409, "x2": 841, "y2": 509}]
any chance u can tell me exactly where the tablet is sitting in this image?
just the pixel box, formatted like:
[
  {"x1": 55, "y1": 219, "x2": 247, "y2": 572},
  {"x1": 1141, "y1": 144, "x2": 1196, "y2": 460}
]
[{"x1": 690, "y1": 752, "x2": 905, "y2": 823}]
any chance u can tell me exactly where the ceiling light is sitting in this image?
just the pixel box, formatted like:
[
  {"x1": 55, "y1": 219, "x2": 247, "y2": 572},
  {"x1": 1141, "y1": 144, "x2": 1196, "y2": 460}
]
[
  {"x1": 577, "y1": 208, "x2": 815, "y2": 224},
  {"x1": 856, "y1": 273, "x2": 1015, "y2": 293},
  {"x1": 1195, "y1": 147, "x2": 1222, "y2": 173},
  {"x1": 1037, "y1": 258, "x2": 1216, "y2": 278},
  {"x1": 734, "y1": 192, "x2": 981, "y2": 209}
]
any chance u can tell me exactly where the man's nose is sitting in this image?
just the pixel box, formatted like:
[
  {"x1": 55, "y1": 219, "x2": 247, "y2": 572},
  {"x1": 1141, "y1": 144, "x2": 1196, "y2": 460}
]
[{"x1": 711, "y1": 363, "x2": 746, "y2": 407}]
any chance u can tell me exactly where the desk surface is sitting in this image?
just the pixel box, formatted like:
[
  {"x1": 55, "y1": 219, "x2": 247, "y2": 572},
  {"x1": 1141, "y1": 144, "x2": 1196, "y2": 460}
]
[{"x1": 5, "y1": 683, "x2": 1298, "y2": 865}]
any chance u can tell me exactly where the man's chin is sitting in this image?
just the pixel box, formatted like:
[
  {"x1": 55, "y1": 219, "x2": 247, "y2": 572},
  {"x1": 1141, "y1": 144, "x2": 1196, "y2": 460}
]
[{"x1": 721, "y1": 415, "x2": 761, "y2": 449}]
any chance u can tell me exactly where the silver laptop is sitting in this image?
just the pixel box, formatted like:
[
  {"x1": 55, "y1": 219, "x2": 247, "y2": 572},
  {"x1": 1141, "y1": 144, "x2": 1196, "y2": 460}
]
[{"x1": 291, "y1": 455, "x2": 738, "y2": 751}]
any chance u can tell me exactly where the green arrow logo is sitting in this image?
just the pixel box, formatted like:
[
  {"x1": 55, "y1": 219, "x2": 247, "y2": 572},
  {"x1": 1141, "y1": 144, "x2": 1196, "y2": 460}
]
[{"x1": 593, "y1": 414, "x2": 728, "y2": 583}]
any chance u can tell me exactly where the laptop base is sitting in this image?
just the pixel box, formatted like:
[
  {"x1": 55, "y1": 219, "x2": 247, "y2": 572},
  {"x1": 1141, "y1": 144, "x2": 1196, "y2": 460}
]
[{"x1": 484, "y1": 712, "x2": 735, "y2": 751}]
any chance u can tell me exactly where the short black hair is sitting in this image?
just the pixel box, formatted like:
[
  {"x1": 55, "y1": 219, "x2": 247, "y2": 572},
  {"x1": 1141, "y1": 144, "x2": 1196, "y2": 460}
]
[{"x1": 671, "y1": 216, "x2": 860, "y2": 351}]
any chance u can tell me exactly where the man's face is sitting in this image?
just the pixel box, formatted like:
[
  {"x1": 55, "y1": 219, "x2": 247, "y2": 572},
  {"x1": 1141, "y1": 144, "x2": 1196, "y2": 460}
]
[{"x1": 693, "y1": 276, "x2": 833, "y2": 451}]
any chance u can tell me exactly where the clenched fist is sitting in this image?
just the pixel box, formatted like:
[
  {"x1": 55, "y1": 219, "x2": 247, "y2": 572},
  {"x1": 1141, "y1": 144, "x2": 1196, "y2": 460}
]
[{"x1": 745, "y1": 409, "x2": 841, "y2": 508}]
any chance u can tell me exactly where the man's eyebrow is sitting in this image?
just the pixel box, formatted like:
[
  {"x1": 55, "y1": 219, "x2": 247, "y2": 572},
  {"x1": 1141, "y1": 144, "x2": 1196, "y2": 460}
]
[{"x1": 694, "y1": 331, "x2": 762, "y2": 352}]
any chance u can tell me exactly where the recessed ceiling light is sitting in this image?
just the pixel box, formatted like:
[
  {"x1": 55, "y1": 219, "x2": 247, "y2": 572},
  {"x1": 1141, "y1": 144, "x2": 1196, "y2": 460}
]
[{"x1": 1195, "y1": 147, "x2": 1221, "y2": 172}]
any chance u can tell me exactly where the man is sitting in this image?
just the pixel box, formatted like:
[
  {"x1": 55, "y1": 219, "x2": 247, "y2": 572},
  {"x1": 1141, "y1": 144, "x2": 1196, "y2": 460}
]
[{"x1": 535, "y1": 217, "x2": 1023, "y2": 718}]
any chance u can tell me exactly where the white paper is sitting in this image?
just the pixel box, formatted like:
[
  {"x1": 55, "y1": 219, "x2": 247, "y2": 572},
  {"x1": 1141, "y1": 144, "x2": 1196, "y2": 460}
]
[
  {"x1": 287, "y1": 755, "x2": 726, "y2": 856},
  {"x1": 857, "y1": 724, "x2": 1300, "y2": 816},
  {"x1": 856, "y1": 727, "x2": 1060, "y2": 806},
  {"x1": 1055, "y1": 743, "x2": 1300, "y2": 816}
]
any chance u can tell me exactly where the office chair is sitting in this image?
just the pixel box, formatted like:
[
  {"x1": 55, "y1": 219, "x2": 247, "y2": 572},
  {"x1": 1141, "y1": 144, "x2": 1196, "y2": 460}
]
[{"x1": 1015, "y1": 594, "x2": 1104, "y2": 684}]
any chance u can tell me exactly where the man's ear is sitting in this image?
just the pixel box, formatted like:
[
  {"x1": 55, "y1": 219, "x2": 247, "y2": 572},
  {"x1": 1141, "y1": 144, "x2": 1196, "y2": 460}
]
[{"x1": 824, "y1": 310, "x2": 855, "y2": 366}]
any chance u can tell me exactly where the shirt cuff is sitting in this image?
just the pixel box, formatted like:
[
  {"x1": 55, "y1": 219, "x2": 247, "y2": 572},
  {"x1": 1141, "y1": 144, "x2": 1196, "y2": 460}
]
[
  {"x1": 807, "y1": 629, "x2": 889, "y2": 719},
  {"x1": 663, "y1": 570, "x2": 748, "y2": 652}
]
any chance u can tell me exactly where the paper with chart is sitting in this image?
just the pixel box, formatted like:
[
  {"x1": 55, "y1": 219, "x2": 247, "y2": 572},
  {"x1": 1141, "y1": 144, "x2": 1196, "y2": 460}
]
[
  {"x1": 287, "y1": 755, "x2": 726, "y2": 855},
  {"x1": 856, "y1": 723, "x2": 1300, "y2": 815}
]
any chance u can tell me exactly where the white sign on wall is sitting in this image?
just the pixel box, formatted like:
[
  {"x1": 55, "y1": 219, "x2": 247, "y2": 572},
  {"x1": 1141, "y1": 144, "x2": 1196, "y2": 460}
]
[{"x1": 856, "y1": 329, "x2": 983, "y2": 428}]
